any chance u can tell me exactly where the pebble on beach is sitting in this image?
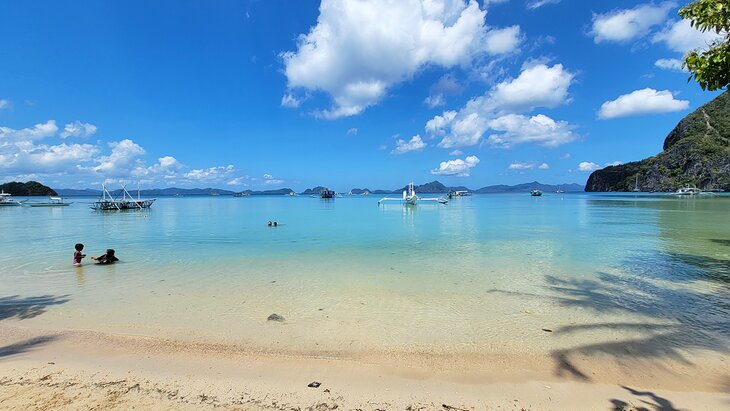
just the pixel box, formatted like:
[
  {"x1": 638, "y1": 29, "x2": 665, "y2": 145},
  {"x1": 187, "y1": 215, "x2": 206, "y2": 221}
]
[{"x1": 267, "y1": 313, "x2": 285, "y2": 322}]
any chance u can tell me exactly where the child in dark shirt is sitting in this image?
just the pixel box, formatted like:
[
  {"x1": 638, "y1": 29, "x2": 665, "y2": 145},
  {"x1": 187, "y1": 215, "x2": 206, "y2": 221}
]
[{"x1": 91, "y1": 249, "x2": 119, "y2": 265}]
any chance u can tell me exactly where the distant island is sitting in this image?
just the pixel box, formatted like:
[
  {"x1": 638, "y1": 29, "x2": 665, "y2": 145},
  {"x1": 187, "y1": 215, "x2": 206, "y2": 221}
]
[
  {"x1": 0, "y1": 181, "x2": 57, "y2": 196},
  {"x1": 586, "y1": 90, "x2": 729, "y2": 192},
  {"x1": 53, "y1": 181, "x2": 584, "y2": 196}
]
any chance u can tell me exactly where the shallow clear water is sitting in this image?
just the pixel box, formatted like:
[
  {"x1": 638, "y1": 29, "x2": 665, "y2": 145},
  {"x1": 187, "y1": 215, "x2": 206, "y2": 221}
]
[{"x1": 1, "y1": 194, "x2": 729, "y2": 362}]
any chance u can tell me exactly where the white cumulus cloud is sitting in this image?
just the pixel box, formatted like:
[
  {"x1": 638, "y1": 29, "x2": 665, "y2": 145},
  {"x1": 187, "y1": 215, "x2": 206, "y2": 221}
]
[
  {"x1": 158, "y1": 156, "x2": 179, "y2": 169},
  {"x1": 487, "y1": 114, "x2": 576, "y2": 148},
  {"x1": 263, "y1": 173, "x2": 285, "y2": 185},
  {"x1": 508, "y1": 161, "x2": 536, "y2": 170},
  {"x1": 490, "y1": 63, "x2": 574, "y2": 112},
  {"x1": 654, "y1": 58, "x2": 684, "y2": 71},
  {"x1": 578, "y1": 161, "x2": 600, "y2": 172},
  {"x1": 0, "y1": 120, "x2": 58, "y2": 142},
  {"x1": 591, "y1": 2, "x2": 675, "y2": 43},
  {"x1": 282, "y1": 0, "x2": 520, "y2": 119},
  {"x1": 538, "y1": 162, "x2": 549, "y2": 169},
  {"x1": 0, "y1": 120, "x2": 98, "y2": 174},
  {"x1": 392, "y1": 135, "x2": 427, "y2": 155},
  {"x1": 598, "y1": 88, "x2": 689, "y2": 119},
  {"x1": 427, "y1": 63, "x2": 576, "y2": 148},
  {"x1": 484, "y1": 25, "x2": 522, "y2": 55},
  {"x1": 653, "y1": 19, "x2": 725, "y2": 53},
  {"x1": 60, "y1": 121, "x2": 97, "y2": 138},
  {"x1": 93, "y1": 139, "x2": 146, "y2": 176},
  {"x1": 424, "y1": 94, "x2": 446, "y2": 108},
  {"x1": 431, "y1": 155, "x2": 480, "y2": 176},
  {"x1": 227, "y1": 177, "x2": 246, "y2": 186},
  {"x1": 449, "y1": 149, "x2": 463, "y2": 156},
  {"x1": 184, "y1": 165, "x2": 236, "y2": 182},
  {"x1": 0, "y1": 142, "x2": 98, "y2": 174}
]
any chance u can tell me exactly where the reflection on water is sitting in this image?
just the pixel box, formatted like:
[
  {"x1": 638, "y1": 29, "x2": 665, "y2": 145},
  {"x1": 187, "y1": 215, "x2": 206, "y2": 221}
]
[{"x1": 74, "y1": 266, "x2": 86, "y2": 288}]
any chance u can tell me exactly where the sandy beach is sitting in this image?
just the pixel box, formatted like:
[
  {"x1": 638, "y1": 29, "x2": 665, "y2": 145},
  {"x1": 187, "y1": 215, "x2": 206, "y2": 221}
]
[{"x1": 1, "y1": 324, "x2": 728, "y2": 410}]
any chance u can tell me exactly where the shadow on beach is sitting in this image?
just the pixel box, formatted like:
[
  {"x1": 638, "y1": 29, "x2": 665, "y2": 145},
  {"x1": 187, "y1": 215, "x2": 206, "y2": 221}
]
[
  {"x1": 543, "y1": 271, "x2": 730, "y2": 382},
  {"x1": 609, "y1": 385, "x2": 681, "y2": 411},
  {"x1": 487, "y1": 246, "x2": 730, "y2": 384},
  {"x1": 0, "y1": 295, "x2": 70, "y2": 321},
  {"x1": 0, "y1": 335, "x2": 58, "y2": 358}
]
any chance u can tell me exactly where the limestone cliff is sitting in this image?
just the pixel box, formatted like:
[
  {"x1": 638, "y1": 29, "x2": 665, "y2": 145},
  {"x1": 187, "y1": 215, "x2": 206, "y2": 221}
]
[{"x1": 586, "y1": 91, "x2": 730, "y2": 192}]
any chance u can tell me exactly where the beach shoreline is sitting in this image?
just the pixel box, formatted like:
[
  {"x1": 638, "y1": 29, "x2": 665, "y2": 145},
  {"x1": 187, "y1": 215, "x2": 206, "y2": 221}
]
[{"x1": 1, "y1": 324, "x2": 727, "y2": 410}]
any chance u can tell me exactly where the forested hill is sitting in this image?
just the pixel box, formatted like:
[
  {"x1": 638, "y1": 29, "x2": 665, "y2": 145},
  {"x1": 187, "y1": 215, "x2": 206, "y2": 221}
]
[
  {"x1": 586, "y1": 91, "x2": 730, "y2": 192},
  {"x1": 0, "y1": 181, "x2": 57, "y2": 196}
]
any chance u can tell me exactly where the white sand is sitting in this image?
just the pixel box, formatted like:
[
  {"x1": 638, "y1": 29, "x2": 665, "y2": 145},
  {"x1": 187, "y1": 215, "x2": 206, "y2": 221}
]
[{"x1": 0, "y1": 325, "x2": 728, "y2": 410}]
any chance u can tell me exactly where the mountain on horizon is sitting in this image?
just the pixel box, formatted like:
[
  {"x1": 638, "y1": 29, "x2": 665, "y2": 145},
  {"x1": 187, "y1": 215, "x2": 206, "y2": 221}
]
[
  {"x1": 55, "y1": 181, "x2": 585, "y2": 197},
  {"x1": 475, "y1": 181, "x2": 584, "y2": 193}
]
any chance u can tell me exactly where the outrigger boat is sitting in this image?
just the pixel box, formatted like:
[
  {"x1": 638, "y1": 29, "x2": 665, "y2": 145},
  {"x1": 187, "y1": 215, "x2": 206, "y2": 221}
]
[
  {"x1": 91, "y1": 184, "x2": 155, "y2": 210},
  {"x1": 25, "y1": 196, "x2": 71, "y2": 207},
  {"x1": 0, "y1": 191, "x2": 25, "y2": 206},
  {"x1": 673, "y1": 186, "x2": 702, "y2": 196},
  {"x1": 447, "y1": 190, "x2": 471, "y2": 199},
  {"x1": 378, "y1": 182, "x2": 448, "y2": 206}
]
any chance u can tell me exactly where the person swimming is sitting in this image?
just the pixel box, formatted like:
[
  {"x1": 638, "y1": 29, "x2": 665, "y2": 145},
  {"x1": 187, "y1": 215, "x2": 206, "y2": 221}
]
[
  {"x1": 73, "y1": 243, "x2": 86, "y2": 266},
  {"x1": 91, "y1": 249, "x2": 119, "y2": 265}
]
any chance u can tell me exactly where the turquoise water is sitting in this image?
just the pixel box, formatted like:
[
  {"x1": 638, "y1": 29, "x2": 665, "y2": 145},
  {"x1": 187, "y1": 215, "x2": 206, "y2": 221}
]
[{"x1": 1, "y1": 193, "x2": 729, "y2": 365}]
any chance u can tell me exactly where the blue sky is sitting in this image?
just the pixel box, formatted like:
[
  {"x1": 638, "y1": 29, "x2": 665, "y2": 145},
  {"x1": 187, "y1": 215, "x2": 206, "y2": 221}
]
[{"x1": 0, "y1": 0, "x2": 724, "y2": 191}]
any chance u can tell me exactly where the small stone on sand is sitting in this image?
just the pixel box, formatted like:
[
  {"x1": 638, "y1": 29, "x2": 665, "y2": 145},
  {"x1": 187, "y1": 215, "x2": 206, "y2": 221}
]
[{"x1": 267, "y1": 314, "x2": 284, "y2": 322}]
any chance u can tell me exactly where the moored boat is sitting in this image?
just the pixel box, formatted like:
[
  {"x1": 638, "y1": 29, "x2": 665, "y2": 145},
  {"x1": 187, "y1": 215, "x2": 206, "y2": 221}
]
[
  {"x1": 379, "y1": 182, "x2": 448, "y2": 206},
  {"x1": 448, "y1": 190, "x2": 471, "y2": 199},
  {"x1": 320, "y1": 189, "x2": 336, "y2": 199},
  {"x1": 674, "y1": 186, "x2": 702, "y2": 196},
  {"x1": 25, "y1": 196, "x2": 71, "y2": 207},
  {"x1": 91, "y1": 184, "x2": 155, "y2": 210},
  {"x1": 530, "y1": 189, "x2": 543, "y2": 197},
  {"x1": 0, "y1": 191, "x2": 24, "y2": 206}
]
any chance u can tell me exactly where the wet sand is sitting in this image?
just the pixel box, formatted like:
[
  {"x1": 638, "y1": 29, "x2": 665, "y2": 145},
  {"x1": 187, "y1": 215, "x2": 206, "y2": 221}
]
[{"x1": 1, "y1": 324, "x2": 728, "y2": 410}]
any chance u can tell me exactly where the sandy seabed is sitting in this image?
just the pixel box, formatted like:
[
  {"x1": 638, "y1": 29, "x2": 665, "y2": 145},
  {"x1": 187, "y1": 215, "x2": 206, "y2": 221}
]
[{"x1": 0, "y1": 325, "x2": 728, "y2": 411}]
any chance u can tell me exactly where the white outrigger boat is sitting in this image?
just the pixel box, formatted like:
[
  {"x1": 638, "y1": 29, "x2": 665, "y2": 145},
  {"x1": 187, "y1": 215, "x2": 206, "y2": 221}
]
[
  {"x1": 25, "y1": 196, "x2": 71, "y2": 207},
  {"x1": 674, "y1": 186, "x2": 702, "y2": 196},
  {"x1": 0, "y1": 191, "x2": 25, "y2": 206},
  {"x1": 447, "y1": 190, "x2": 471, "y2": 199},
  {"x1": 672, "y1": 186, "x2": 717, "y2": 197},
  {"x1": 378, "y1": 182, "x2": 448, "y2": 206}
]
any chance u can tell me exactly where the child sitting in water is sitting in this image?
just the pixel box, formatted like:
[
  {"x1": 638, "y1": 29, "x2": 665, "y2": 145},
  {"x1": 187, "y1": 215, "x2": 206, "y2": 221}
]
[
  {"x1": 91, "y1": 249, "x2": 119, "y2": 265},
  {"x1": 73, "y1": 243, "x2": 86, "y2": 266}
]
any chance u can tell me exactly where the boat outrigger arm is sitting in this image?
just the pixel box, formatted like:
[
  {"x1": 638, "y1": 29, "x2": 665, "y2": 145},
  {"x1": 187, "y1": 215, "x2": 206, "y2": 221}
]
[{"x1": 378, "y1": 182, "x2": 448, "y2": 205}]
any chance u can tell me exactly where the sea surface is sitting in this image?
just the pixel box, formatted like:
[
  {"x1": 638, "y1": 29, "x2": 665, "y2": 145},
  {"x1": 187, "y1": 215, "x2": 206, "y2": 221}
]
[{"x1": 1, "y1": 193, "x2": 729, "y2": 365}]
